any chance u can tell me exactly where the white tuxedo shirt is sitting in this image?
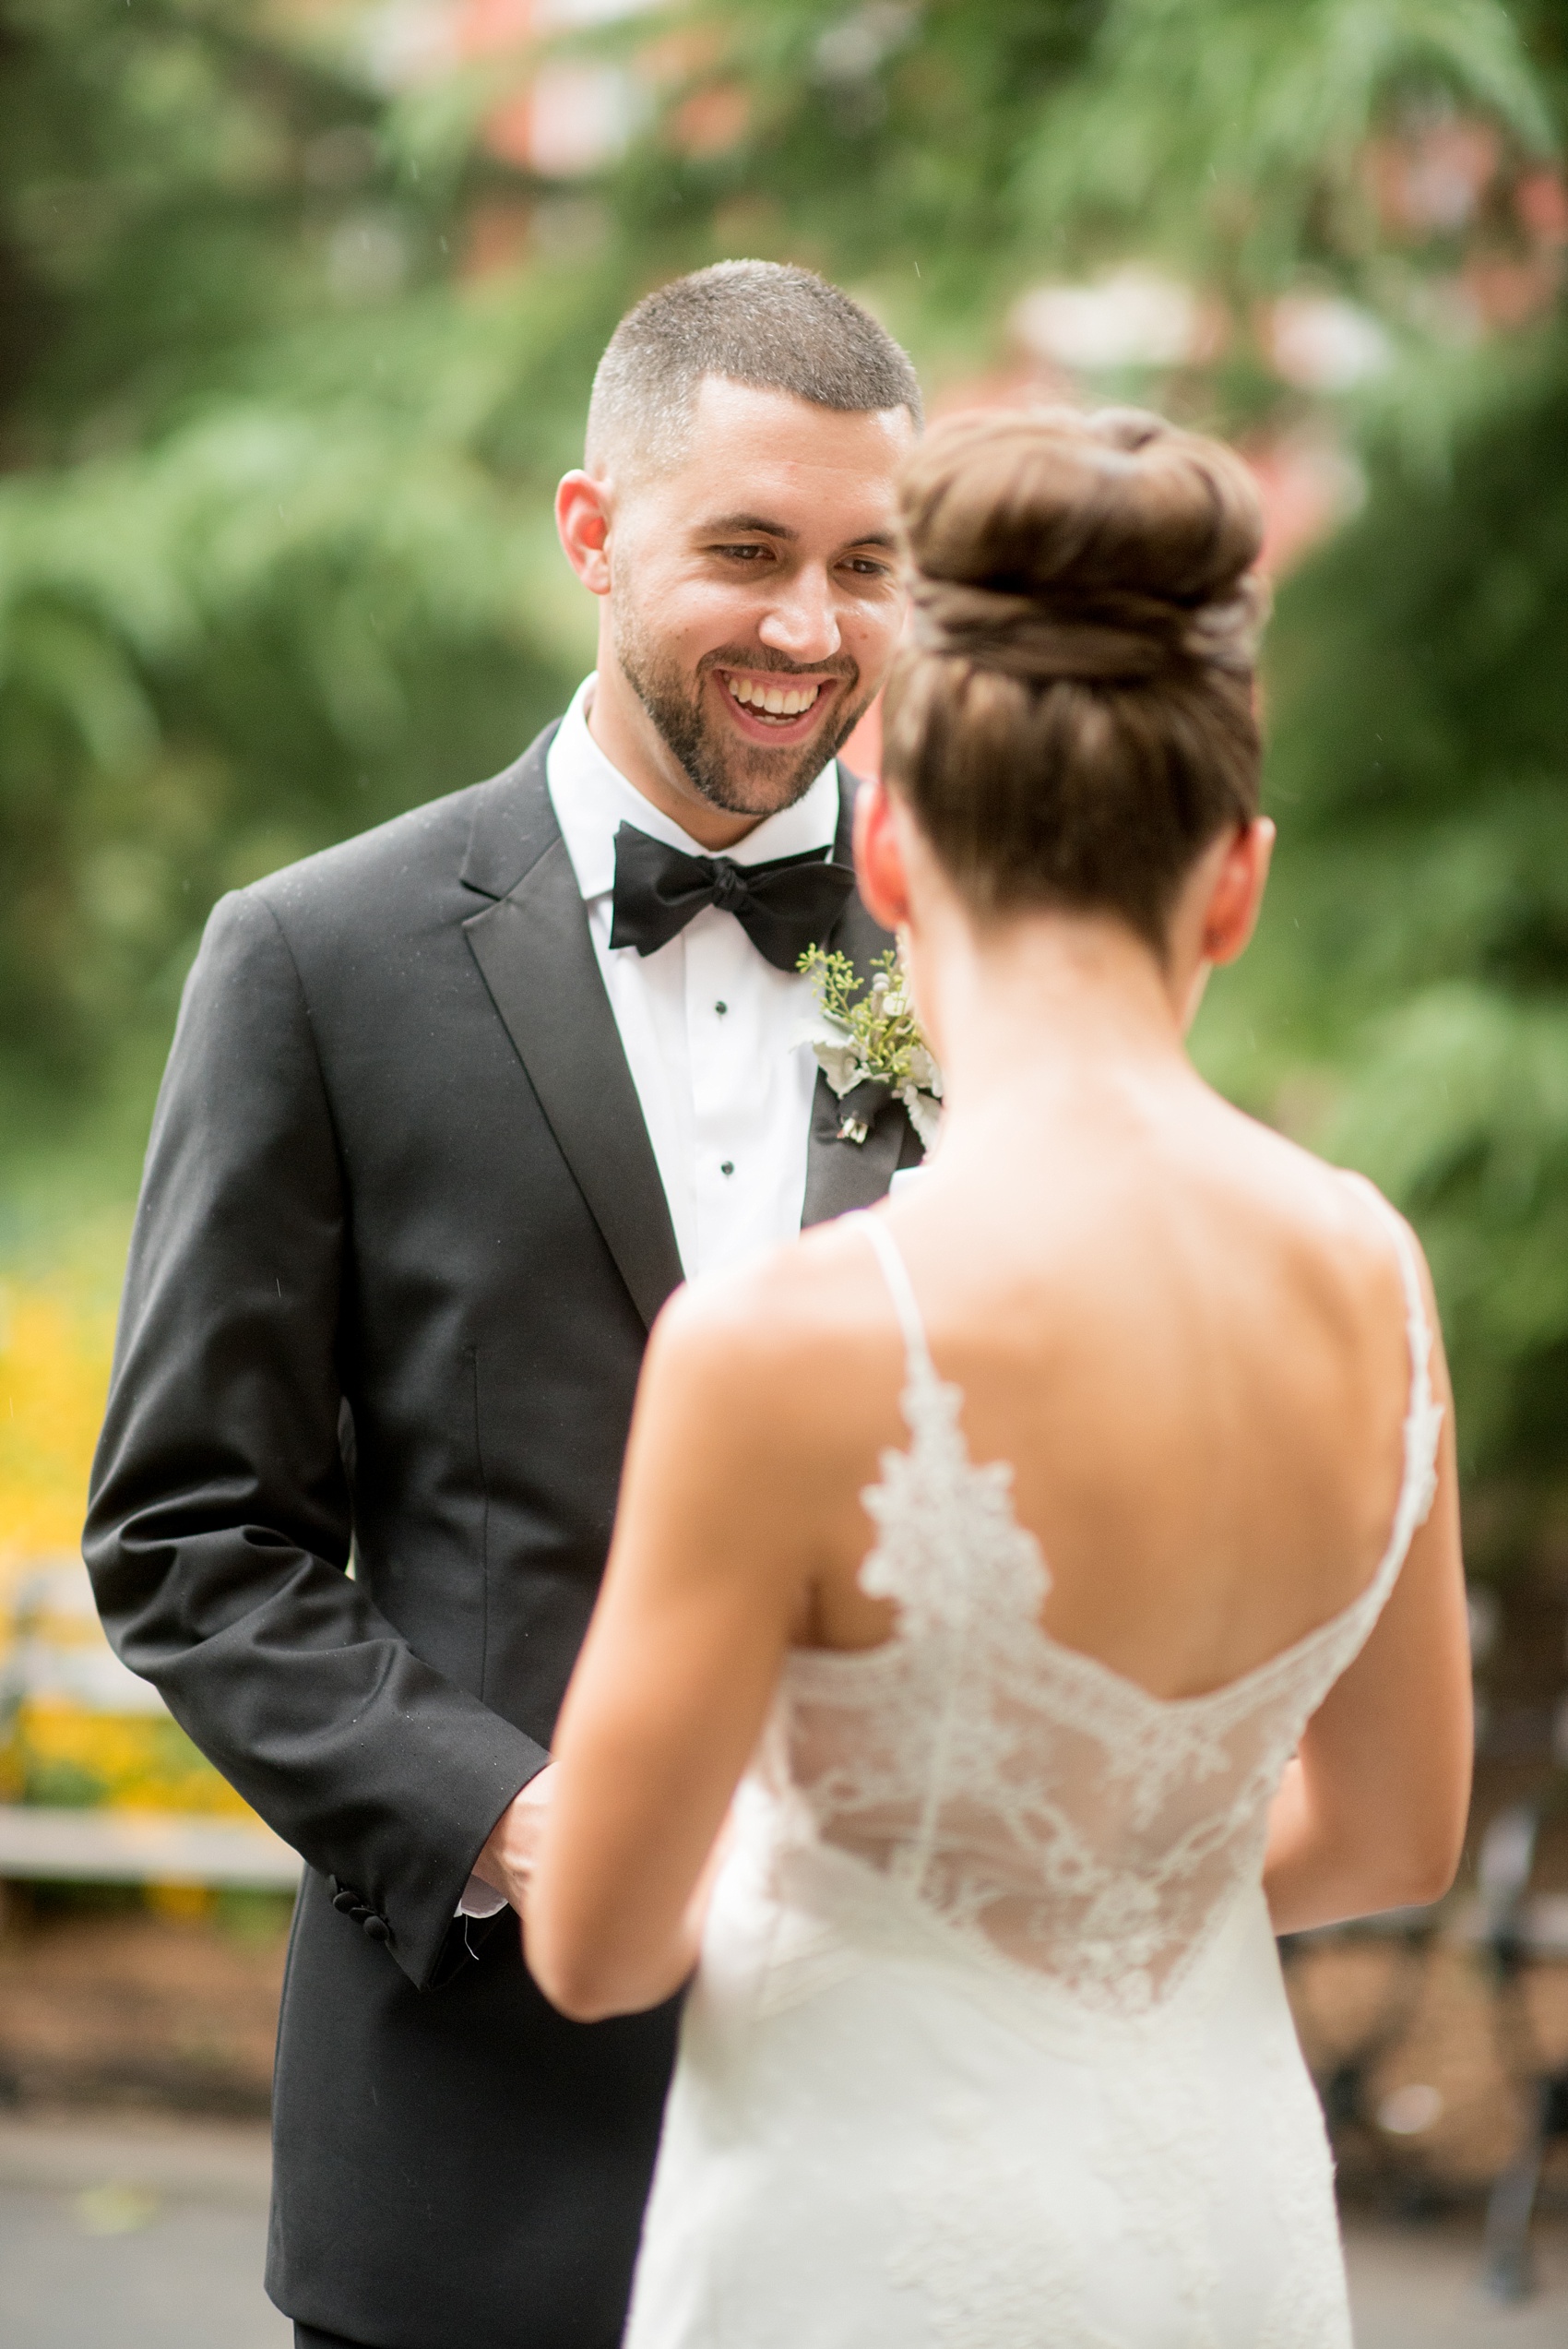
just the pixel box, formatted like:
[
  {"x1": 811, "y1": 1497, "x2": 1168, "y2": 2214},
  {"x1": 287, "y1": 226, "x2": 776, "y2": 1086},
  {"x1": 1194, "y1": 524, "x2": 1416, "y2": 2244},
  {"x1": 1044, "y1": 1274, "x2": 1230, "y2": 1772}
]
[{"x1": 545, "y1": 674, "x2": 840, "y2": 1282}]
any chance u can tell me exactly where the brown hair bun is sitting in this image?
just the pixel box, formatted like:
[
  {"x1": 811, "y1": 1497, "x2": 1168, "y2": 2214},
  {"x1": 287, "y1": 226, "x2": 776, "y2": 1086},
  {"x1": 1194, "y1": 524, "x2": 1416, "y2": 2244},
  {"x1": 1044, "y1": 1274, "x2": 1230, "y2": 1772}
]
[{"x1": 884, "y1": 407, "x2": 1267, "y2": 948}]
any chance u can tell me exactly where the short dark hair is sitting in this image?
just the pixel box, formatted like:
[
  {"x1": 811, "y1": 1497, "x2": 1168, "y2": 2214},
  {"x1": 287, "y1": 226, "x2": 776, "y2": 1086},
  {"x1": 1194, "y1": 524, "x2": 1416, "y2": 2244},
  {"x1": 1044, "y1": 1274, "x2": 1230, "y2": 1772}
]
[{"x1": 586, "y1": 259, "x2": 922, "y2": 478}]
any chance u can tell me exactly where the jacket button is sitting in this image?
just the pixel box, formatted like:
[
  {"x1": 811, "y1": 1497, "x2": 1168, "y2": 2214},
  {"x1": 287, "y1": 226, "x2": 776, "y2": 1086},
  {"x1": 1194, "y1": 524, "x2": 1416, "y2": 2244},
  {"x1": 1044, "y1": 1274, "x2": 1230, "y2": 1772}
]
[
  {"x1": 362, "y1": 1914, "x2": 391, "y2": 1943},
  {"x1": 331, "y1": 1889, "x2": 360, "y2": 1914}
]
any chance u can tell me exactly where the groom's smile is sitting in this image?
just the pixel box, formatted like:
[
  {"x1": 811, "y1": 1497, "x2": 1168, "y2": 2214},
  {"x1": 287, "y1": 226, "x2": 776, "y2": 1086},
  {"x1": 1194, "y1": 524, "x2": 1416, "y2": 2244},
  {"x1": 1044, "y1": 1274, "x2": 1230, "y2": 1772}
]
[
  {"x1": 717, "y1": 664, "x2": 831, "y2": 731},
  {"x1": 707, "y1": 648, "x2": 849, "y2": 752}
]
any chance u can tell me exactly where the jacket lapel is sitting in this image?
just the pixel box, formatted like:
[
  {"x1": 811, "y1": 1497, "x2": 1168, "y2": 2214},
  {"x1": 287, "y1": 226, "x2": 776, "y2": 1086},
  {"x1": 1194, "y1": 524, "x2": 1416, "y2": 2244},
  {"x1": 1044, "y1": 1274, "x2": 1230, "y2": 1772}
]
[
  {"x1": 802, "y1": 767, "x2": 922, "y2": 1229},
  {"x1": 460, "y1": 728, "x2": 684, "y2": 1330}
]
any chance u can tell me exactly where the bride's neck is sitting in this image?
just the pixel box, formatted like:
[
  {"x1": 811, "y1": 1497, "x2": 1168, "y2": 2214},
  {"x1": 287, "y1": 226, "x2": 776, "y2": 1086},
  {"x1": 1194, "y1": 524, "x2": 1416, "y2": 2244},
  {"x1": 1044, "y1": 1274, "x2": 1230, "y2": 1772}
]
[{"x1": 913, "y1": 904, "x2": 1194, "y2": 1127}]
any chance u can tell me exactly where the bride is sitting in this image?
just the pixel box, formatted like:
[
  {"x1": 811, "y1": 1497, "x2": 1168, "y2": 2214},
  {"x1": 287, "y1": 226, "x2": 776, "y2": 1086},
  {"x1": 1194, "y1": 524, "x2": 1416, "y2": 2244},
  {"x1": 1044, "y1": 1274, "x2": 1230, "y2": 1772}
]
[{"x1": 523, "y1": 407, "x2": 1471, "y2": 2346}]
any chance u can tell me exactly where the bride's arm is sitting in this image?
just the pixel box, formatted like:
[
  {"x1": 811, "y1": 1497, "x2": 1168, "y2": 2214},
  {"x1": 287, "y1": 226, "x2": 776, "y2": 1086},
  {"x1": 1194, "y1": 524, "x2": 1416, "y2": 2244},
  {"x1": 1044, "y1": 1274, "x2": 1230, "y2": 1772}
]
[
  {"x1": 521, "y1": 1270, "x2": 819, "y2": 2022},
  {"x1": 1264, "y1": 1251, "x2": 1471, "y2": 1937}
]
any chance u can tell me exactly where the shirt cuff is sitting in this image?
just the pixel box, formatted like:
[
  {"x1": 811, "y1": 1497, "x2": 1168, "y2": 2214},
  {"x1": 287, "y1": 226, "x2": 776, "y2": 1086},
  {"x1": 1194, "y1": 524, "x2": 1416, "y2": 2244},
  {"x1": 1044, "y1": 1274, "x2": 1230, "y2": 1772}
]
[{"x1": 456, "y1": 1872, "x2": 510, "y2": 1920}]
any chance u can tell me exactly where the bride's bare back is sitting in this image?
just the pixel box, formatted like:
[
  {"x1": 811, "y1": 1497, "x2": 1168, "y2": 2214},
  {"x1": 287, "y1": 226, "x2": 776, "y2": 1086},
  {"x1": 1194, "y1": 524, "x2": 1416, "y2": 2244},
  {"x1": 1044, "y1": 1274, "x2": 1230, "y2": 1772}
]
[{"x1": 797, "y1": 1085, "x2": 1420, "y2": 1702}]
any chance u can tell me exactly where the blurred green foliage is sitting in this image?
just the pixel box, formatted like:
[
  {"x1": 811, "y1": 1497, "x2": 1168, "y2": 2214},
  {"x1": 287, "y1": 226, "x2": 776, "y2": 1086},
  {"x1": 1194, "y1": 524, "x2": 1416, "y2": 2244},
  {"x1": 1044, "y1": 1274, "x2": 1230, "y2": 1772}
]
[
  {"x1": 0, "y1": 0, "x2": 603, "y2": 1183},
  {"x1": 1215, "y1": 323, "x2": 1568, "y2": 1508},
  {"x1": 0, "y1": 0, "x2": 1563, "y2": 1543}
]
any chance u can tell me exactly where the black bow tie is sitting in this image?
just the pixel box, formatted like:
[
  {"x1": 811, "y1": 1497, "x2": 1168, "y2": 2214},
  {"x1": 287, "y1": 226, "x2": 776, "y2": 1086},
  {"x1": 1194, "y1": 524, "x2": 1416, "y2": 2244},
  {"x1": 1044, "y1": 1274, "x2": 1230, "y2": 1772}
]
[{"x1": 608, "y1": 824, "x2": 856, "y2": 972}]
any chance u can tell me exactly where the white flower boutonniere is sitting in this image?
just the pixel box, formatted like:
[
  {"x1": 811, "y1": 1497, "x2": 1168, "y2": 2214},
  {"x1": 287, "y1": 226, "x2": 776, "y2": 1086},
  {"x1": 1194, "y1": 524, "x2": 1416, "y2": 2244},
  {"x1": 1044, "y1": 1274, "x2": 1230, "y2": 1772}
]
[{"x1": 797, "y1": 945, "x2": 944, "y2": 1150}]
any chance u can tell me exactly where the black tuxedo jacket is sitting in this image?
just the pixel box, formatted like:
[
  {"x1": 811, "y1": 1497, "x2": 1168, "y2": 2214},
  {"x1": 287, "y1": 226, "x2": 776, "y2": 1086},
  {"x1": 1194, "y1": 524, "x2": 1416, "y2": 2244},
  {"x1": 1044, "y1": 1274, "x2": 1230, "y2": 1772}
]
[{"x1": 84, "y1": 724, "x2": 921, "y2": 2349}]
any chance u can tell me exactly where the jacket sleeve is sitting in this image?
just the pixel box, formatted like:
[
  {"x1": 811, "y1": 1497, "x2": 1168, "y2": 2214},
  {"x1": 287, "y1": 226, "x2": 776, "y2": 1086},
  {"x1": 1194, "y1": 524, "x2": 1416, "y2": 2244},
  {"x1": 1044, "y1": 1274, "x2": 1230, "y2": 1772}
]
[{"x1": 83, "y1": 888, "x2": 541, "y2": 1989}]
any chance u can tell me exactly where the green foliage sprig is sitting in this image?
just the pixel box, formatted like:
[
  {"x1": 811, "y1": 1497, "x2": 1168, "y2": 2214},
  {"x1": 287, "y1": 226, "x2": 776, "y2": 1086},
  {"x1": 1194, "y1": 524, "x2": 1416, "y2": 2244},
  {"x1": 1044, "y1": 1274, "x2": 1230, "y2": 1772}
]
[{"x1": 798, "y1": 945, "x2": 943, "y2": 1148}]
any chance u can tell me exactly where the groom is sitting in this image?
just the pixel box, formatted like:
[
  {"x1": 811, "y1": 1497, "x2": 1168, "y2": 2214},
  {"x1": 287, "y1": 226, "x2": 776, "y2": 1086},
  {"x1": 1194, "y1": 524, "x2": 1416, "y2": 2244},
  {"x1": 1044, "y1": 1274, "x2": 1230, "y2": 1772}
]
[{"x1": 84, "y1": 261, "x2": 923, "y2": 2348}]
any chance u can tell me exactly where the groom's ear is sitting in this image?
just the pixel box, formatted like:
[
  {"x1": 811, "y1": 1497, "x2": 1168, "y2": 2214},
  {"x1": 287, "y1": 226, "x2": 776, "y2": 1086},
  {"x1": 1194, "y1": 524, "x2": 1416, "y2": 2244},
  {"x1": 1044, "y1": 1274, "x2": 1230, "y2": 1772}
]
[
  {"x1": 853, "y1": 777, "x2": 911, "y2": 930},
  {"x1": 557, "y1": 471, "x2": 613, "y2": 595}
]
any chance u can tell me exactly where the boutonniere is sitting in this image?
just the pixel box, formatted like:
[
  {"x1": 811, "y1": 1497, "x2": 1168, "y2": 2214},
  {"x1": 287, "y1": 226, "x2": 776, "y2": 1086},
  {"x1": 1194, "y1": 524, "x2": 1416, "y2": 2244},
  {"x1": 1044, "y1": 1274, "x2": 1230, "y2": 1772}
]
[{"x1": 797, "y1": 945, "x2": 944, "y2": 1150}]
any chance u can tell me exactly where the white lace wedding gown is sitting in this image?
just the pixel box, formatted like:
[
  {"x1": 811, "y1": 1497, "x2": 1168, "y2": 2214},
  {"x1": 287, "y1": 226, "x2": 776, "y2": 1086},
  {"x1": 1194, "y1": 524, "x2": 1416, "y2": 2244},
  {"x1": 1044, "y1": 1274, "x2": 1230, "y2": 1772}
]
[{"x1": 624, "y1": 1197, "x2": 1443, "y2": 2348}]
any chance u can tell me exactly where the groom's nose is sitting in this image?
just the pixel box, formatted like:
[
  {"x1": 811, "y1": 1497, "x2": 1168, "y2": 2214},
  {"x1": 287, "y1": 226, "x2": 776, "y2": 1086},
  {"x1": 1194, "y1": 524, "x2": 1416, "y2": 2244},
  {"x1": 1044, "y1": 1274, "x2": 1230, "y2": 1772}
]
[{"x1": 756, "y1": 563, "x2": 842, "y2": 665}]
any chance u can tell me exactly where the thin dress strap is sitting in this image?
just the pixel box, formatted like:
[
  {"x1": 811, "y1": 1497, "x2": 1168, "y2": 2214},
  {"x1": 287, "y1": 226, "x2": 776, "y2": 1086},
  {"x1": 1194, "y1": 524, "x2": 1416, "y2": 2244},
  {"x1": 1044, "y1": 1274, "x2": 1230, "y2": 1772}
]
[
  {"x1": 1340, "y1": 1173, "x2": 1444, "y2": 1580},
  {"x1": 1343, "y1": 1174, "x2": 1427, "y2": 1355},
  {"x1": 857, "y1": 1213, "x2": 935, "y2": 1385}
]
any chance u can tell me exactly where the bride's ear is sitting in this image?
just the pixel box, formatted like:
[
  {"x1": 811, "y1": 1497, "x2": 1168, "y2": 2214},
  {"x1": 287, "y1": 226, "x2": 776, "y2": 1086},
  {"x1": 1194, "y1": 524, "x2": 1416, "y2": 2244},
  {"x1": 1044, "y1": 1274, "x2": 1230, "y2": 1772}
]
[
  {"x1": 1174, "y1": 817, "x2": 1276, "y2": 1032},
  {"x1": 1200, "y1": 817, "x2": 1276, "y2": 968},
  {"x1": 853, "y1": 776, "x2": 912, "y2": 931}
]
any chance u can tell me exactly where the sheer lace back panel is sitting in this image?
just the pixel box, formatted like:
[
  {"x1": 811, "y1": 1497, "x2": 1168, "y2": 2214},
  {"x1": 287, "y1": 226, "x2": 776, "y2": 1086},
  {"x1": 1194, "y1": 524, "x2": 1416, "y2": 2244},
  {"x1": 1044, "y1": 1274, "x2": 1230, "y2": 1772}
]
[{"x1": 774, "y1": 1187, "x2": 1443, "y2": 2018}]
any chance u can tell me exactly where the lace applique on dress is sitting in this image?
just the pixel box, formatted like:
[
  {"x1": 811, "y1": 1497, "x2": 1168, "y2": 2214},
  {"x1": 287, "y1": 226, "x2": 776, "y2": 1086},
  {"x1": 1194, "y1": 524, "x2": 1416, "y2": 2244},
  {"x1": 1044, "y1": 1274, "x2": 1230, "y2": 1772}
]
[{"x1": 777, "y1": 1191, "x2": 1443, "y2": 2021}]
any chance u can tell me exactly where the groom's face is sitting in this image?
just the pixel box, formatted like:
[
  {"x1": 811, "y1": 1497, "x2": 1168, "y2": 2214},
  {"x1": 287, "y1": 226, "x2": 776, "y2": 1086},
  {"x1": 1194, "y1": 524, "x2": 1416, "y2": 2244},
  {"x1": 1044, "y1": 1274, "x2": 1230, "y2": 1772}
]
[{"x1": 601, "y1": 378, "x2": 915, "y2": 820}]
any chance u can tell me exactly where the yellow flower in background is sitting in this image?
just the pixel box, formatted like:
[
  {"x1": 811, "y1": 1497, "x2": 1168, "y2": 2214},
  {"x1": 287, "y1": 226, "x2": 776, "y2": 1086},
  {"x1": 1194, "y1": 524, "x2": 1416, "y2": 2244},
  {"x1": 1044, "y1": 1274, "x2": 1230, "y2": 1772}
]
[
  {"x1": 0, "y1": 1273, "x2": 114, "y2": 1591},
  {"x1": 8, "y1": 1697, "x2": 254, "y2": 1818},
  {"x1": 0, "y1": 1246, "x2": 249, "y2": 1818}
]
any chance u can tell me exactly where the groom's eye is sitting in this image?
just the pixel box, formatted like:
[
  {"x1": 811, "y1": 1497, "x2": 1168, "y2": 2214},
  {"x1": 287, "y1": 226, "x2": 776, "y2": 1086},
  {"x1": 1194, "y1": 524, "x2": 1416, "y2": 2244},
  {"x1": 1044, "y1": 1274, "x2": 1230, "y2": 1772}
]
[{"x1": 713, "y1": 543, "x2": 771, "y2": 563}]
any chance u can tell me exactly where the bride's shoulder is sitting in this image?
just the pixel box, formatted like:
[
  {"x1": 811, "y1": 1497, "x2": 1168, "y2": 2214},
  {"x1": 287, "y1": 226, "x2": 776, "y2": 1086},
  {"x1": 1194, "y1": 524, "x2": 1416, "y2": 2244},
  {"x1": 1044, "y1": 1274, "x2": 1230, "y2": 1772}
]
[
  {"x1": 656, "y1": 1219, "x2": 892, "y2": 1353},
  {"x1": 645, "y1": 1222, "x2": 899, "y2": 1441},
  {"x1": 1204, "y1": 1103, "x2": 1421, "y2": 1323}
]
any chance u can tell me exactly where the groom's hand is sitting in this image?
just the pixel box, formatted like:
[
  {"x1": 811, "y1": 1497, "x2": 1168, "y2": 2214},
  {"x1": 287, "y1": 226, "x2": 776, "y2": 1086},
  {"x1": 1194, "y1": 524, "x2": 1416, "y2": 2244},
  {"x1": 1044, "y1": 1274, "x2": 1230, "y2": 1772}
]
[{"x1": 471, "y1": 1765, "x2": 557, "y2": 1912}]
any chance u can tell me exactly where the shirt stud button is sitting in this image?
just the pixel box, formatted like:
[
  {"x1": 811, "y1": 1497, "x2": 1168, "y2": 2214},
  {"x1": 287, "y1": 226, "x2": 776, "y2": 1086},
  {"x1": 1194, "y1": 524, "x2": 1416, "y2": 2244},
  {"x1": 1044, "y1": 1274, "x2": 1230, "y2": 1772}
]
[
  {"x1": 715, "y1": 1001, "x2": 729, "y2": 1016},
  {"x1": 720, "y1": 1161, "x2": 734, "y2": 1177}
]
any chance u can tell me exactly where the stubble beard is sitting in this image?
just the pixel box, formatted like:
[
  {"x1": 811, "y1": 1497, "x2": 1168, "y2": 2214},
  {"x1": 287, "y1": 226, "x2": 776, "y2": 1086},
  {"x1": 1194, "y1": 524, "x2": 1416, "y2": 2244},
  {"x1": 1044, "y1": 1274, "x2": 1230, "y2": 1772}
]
[{"x1": 612, "y1": 608, "x2": 871, "y2": 819}]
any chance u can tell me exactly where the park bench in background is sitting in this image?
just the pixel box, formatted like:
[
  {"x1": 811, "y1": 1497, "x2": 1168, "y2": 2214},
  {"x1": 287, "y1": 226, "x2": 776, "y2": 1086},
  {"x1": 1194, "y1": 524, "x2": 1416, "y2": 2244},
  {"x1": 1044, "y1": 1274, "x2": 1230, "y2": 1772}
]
[{"x1": 0, "y1": 1803, "x2": 300, "y2": 1900}]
